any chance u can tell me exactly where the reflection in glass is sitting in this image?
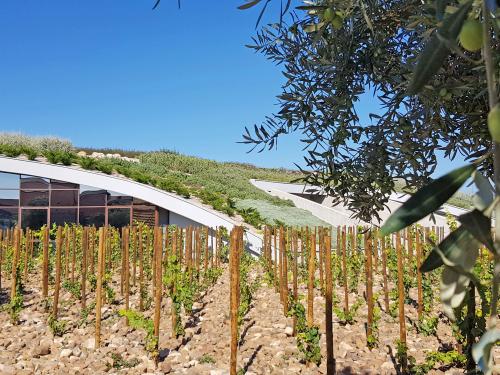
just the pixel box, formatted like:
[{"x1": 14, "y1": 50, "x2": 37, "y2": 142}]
[
  {"x1": 108, "y1": 208, "x2": 130, "y2": 228},
  {"x1": 80, "y1": 189, "x2": 106, "y2": 206},
  {"x1": 51, "y1": 180, "x2": 78, "y2": 189},
  {"x1": 0, "y1": 189, "x2": 20, "y2": 206},
  {"x1": 20, "y1": 190, "x2": 49, "y2": 207},
  {"x1": 0, "y1": 208, "x2": 18, "y2": 228},
  {"x1": 133, "y1": 197, "x2": 154, "y2": 206},
  {"x1": 107, "y1": 191, "x2": 133, "y2": 206},
  {"x1": 21, "y1": 209, "x2": 47, "y2": 230},
  {"x1": 0, "y1": 172, "x2": 20, "y2": 189},
  {"x1": 51, "y1": 189, "x2": 78, "y2": 206},
  {"x1": 20, "y1": 175, "x2": 49, "y2": 189},
  {"x1": 50, "y1": 208, "x2": 77, "y2": 226},
  {"x1": 79, "y1": 207, "x2": 105, "y2": 227}
]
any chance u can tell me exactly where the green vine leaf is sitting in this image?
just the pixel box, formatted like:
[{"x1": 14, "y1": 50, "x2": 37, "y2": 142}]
[
  {"x1": 407, "y1": 0, "x2": 473, "y2": 95},
  {"x1": 380, "y1": 164, "x2": 476, "y2": 236}
]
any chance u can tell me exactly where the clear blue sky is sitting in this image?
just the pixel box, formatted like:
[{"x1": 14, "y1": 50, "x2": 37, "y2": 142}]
[{"x1": 0, "y1": 0, "x2": 464, "y2": 177}]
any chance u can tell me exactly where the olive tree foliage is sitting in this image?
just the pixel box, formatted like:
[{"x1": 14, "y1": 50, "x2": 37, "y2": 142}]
[{"x1": 239, "y1": 0, "x2": 492, "y2": 223}]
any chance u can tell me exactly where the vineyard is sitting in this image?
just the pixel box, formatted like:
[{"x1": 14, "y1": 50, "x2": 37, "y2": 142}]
[{"x1": 0, "y1": 223, "x2": 496, "y2": 374}]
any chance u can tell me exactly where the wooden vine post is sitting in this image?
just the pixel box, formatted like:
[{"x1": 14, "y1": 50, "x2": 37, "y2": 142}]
[
  {"x1": 95, "y1": 227, "x2": 106, "y2": 348},
  {"x1": 396, "y1": 231, "x2": 407, "y2": 372},
  {"x1": 365, "y1": 230, "x2": 374, "y2": 343},
  {"x1": 341, "y1": 226, "x2": 349, "y2": 314},
  {"x1": 42, "y1": 226, "x2": 49, "y2": 300},
  {"x1": 319, "y1": 227, "x2": 324, "y2": 294},
  {"x1": 307, "y1": 231, "x2": 315, "y2": 327},
  {"x1": 139, "y1": 225, "x2": 145, "y2": 311},
  {"x1": 204, "y1": 226, "x2": 209, "y2": 273},
  {"x1": 0, "y1": 229, "x2": 3, "y2": 290},
  {"x1": 53, "y1": 226, "x2": 63, "y2": 319},
  {"x1": 23, "y1": 228, "x2": 29, "y2": 281},
  {"x1": 407, "y1": 226, "x2": 414, "y2": 278},
  {"x1": 416, "y1": 227, "x2": 423, "y2": 320},
  {"x1": 292, "y1": 229, "x2": 298, "y2": 336},
  {"x1": 153, "y1": 226, "x2": 163, "y2": 364},
  {"x1": 81, "y1": 227, "x2": 88, "y2": 308},
  {"x1": 273, "y1": 229, "x2": 278, "y2": 293},
  {"x1": 71, "y1": 227, "x2": 76, "y2": 283},
  {"x1": 10, "y1": 227, "x2": 20, "y2": 301},
  {"x1": 381, "y1": 235, "x2": 390, "y2": 313},
  {"x1": 229, "y1": 227, "x2": 241, "y2": 375},
  {"x1": 324, "y1": 230, "x2": 335, "y2": 374},
  {"x1": 124, "y1": 227, "x2": 130, "y2": 320}
]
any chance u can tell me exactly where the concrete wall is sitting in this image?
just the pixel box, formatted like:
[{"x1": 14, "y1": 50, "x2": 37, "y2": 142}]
[{"x1": 251, "y1": 179, "x2": 466, "y2": 235}]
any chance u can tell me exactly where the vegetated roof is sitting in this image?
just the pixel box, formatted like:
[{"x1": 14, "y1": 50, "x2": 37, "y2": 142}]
[{"x1": 0, "y1": 133, "x2": 329, "y2": 228}]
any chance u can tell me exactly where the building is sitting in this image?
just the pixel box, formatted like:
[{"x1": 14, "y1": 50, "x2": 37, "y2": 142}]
[{"x1": 0, "y1": 156, "x2": 262, "y2": 252}]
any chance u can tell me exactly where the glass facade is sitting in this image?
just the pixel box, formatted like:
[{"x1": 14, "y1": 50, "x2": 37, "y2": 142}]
[{"x1": 0, "y1": 171, "x2": 160, "y2": 229}]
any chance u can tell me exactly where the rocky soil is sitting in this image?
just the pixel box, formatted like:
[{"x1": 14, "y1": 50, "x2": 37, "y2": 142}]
[{"x1": 0, "y1": 263, "x2": 497, "y2": 375}]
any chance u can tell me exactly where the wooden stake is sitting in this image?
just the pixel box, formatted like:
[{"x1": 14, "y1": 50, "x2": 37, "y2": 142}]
[
  {"x1": 10, "y1": 228, "x2": 20, "y2": 301},
  {"x1": 81, "y1": 227, "x2": 88, "y2": 308},
  {"x1": 53, "y1": 226, "x2": 63, "y2": 319},
  {"x1": 365, "y1": 230, "x2": 374, "y2": 343},
  {"x1": 153, "y1": 227, "x2": 163, "y2": 363},
  {"x1": 281, "y1": 227, "x2": 288, "y2": 315},
  {"x1": 324, "y1": 230, "x2": 335, "y2": 374},
  {"x1": 307, "y1": 231, "x2": 315, "y2": 327},
  {"x1": 341, "y1": 226, "x2": 349, "y2": 314},
  {"x1": 124, "y1": 227, "x2": 130, "y2": 321},
  {"x1": 396, "y1": 231, "x2": 407, "y2": 372},
  {"x1": 381, "y1": 235, "x2": 390, "y2": 313},
  {"x1": 42, "y1": 226, "x2": 49, "y2": 300},
  {"x1": 139, "y1": 226, "x2": 144, "y2": 311},
  {"x1": 292, "y1": 229, "x2": 298, "y2": 336},
  {"x1": 95, "y1": 227, "x2": 106, "y2": 348},
  {"x1": 229, "y1": 228, "x2": 240, "y2": 375},
  {"x1": 416, "y1": 227, "x2": 423, "y2": 320}
]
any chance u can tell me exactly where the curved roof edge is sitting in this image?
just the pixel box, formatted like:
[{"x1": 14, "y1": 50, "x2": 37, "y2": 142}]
[{"x1": 0, "y1": 156, "x2": 263, "y2": 253}]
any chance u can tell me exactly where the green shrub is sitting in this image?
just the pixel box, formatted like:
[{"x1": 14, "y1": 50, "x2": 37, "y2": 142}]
[
  {"x1": 95, "y1": 160, "x2": 114, "y2": 174},
  {"x1": 78, "y1": 157, "x2": 97, "y2": 170}
]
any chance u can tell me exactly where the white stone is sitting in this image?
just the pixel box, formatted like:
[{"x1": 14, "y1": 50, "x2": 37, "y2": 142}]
[
  {"x1": 60, "y1": 349, "x2": 72, "y2": 358},
  {"x1": 284, "y1": 326, "x2": 294, "y2": 336},
  {"x1": 82, "y1": 338, "x2": 95, "y2": 350}
]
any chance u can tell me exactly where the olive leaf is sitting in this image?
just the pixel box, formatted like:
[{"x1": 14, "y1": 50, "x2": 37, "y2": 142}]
[
  {"x1": 472, "y1": 329, "x2": 500, "y2": 375},
  {"x1": 458, "y1": 209, "x2": 495, "y2": 253},
  {"x1": 407, "y1": 0, "x2": 473, "y2": 95},
  {"x1": 238, "y1": 0, "x2": 262, "y2": 10},
  {"x1": 380, "y1": 164, "x2": 475, "y2": 236},
  {"x1": 420, "y1": 226, "x2": 472, "y2": 273},
  {"x1": 439, "y1": 242, "x2": 478, "y2": 320},
  {"x1": 472, "y1": 171, "x2": 494, "y2": 211}
]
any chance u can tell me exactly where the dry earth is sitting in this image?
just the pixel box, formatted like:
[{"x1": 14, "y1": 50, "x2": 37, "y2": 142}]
[{"x1": 0, "y1": 262, "x2": 497, "y2": 375}]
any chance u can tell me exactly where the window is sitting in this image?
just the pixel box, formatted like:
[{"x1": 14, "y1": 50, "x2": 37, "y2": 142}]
[
  {"x1": 0, "y1": 189, "x2": 19, "y2": 207},
  {"x1": 80, "y1": 187, "x2": 106, "y2": 206},
  {"x1": 50, "y1": 208, "x2": 77, "y2": 226},
  {"x1": 50, "y1": 179, "x2": 78, "y2": 189},
  {"x1": 79, "y1": 207, "x2": 105, "y2": 227},
  {"x1": 0, "y1": 208, "x2": 18, "y2": 228},
  {"x1": 20, "y1": 175, "x2": 49, "y2": 189},
  {"x1": 20, "y1": 190, "x2": 49, "y2": 207},
  {"x1": 0, "y1": 172, "x2": 20, "y2": 189},
  {"x1": 51, "y1": 189, "x2": 78, "y2": 206},
  {"x1": 107, "y1": 191, "x2": 133, "y2": 206},
  {"x1": 108, "y1": 208, "x2": 130, "y2": 228},
  {"x1": 21, "y1": 208, "x2": 47, "y2": 230}
]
